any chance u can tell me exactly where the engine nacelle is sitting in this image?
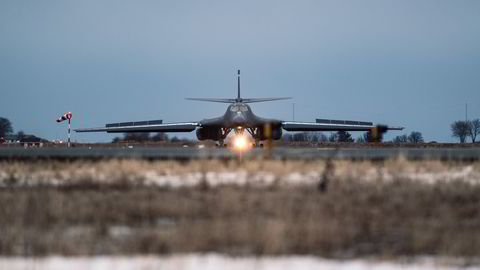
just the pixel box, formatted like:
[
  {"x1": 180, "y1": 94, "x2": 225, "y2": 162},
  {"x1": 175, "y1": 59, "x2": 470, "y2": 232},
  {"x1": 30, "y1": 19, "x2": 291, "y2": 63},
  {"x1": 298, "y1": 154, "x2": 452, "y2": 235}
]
[
  {"x1": 256, "y1": 125, "x2": 283, "y2": 140},
  {"x1": 196, "y1": 127, "x2": 224, "y2": 141}
]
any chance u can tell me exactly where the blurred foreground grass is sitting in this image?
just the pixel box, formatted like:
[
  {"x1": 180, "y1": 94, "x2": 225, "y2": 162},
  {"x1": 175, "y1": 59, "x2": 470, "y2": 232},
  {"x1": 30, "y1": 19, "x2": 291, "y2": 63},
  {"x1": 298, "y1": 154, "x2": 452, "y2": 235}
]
[{"x1": 0, "y1": 159, "x2": 479, "y2": 257}]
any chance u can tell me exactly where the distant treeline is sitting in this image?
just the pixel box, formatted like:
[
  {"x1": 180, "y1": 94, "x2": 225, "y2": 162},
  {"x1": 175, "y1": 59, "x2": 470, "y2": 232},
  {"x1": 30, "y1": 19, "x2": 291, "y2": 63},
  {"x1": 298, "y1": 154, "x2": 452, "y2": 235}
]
[
  {"x1": 283, "y1": 130, "x2": 424, "y2": 144},
  {"x1": 111, "y1": 132, "x2": 189, "y2": 143},
  {"x1": 0, "y1": 117, "x2": 46, "y2": 143}
]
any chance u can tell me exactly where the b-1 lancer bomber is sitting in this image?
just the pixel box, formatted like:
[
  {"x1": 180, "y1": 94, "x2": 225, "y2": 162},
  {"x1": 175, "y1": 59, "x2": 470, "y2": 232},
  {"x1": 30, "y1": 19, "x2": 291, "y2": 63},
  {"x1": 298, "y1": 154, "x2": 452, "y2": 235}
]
[{"x1": 76, "y1": 70, "x2": 403, "y2": 146}]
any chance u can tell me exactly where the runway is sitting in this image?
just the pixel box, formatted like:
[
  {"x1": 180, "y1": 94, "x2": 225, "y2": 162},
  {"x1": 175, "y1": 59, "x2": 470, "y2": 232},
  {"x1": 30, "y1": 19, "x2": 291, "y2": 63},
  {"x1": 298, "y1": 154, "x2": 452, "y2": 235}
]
[{"x1": 1, "y1": 146, "x2": 480, "y2": 160}]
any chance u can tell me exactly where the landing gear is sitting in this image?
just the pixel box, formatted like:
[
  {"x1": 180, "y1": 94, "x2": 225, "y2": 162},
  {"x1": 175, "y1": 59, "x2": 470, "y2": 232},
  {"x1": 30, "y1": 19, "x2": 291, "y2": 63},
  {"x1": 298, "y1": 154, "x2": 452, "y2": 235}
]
[
  {"x1": 254, "y1": 138, "x2": 261, "y2": 148},
  {"x1": 249, "y1": 128, "x2": 262, "y2": 148},
  {"x1": 216, "y1": 128, "x2": 231, "y2": 148}
]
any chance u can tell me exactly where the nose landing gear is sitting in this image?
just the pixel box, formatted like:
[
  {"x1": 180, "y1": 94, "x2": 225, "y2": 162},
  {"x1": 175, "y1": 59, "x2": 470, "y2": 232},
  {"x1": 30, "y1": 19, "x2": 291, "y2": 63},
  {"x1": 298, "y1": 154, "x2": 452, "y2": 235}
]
[{"x1": 234, "y1": 126, "x2": 245, "y2": 135}]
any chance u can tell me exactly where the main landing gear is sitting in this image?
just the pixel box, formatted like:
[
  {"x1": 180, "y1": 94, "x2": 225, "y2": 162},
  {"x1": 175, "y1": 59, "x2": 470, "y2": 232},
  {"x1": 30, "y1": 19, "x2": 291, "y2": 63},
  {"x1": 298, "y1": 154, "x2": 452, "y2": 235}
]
[
  {"x1": 254, "y1": 138, "x2": 263, "y2": 148},
  {"x1": 217, "y1": 139, "x2": 226, "y2": 148}
]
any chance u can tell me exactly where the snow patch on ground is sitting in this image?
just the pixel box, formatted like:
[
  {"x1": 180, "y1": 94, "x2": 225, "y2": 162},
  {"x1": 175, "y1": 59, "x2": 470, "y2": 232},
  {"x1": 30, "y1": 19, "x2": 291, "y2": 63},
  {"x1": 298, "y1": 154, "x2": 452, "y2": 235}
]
[
  {"x1": 1, "y1": 161, "x2": 480, "y2": 188},
  {"x1": 1, "y1": 254, "x2": 478, "y2": 270}
]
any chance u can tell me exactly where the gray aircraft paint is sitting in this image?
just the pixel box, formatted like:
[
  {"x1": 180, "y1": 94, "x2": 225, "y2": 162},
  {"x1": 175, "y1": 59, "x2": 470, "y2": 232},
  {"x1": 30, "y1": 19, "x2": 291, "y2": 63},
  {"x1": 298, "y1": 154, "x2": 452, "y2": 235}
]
[{"x1": 76, "y1": 71, "x2": 403, "y2": 142}]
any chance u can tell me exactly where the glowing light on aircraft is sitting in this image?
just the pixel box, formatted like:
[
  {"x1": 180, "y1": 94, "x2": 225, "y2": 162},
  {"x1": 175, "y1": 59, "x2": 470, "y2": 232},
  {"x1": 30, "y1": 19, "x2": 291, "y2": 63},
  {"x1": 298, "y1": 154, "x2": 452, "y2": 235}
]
[{"x1": 233, "y1": 134, "x2": 250, "y2": 152}]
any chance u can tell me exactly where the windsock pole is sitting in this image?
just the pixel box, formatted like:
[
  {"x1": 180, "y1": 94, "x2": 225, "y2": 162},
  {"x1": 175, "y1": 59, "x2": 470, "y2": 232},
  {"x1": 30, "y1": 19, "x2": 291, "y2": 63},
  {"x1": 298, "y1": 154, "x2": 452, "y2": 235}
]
[
  {"x1": 56, "y1": 112, "x2": 73, "y2": 148},
  {"x1": 68, "y1": 118, "x2": 71, "y2": 148}
]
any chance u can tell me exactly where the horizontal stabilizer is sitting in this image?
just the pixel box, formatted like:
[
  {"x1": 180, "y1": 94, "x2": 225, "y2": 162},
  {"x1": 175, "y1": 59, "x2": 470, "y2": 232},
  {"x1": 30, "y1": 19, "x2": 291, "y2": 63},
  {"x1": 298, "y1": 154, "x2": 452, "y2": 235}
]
[
  {"x1": 186, "y1": 97, "x2": 291, "y2": 103},
  {"x1": 241, "y1": 97, "x2": 291, "y2": 103},
  {"x1": 185, "y1": 98, "x2": 237, "y2": 103}
]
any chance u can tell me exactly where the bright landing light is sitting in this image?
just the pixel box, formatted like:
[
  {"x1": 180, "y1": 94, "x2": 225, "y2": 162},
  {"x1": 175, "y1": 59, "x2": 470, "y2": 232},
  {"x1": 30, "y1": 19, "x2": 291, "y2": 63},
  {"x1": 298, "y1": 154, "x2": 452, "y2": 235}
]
[{"x1": 233, "y1": 135, "x2": 249, "y2": 151}]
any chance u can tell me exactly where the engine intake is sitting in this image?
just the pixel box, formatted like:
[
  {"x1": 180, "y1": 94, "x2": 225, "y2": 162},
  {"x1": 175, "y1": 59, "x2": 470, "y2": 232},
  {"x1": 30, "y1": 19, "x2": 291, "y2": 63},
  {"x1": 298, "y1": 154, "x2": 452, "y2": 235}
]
[
  {"x1": 196, "y1": 127, "x2": 224, "y2": 141},
  {"x1": 256, "y1": 124, "x2": 283, "y2": 140}
]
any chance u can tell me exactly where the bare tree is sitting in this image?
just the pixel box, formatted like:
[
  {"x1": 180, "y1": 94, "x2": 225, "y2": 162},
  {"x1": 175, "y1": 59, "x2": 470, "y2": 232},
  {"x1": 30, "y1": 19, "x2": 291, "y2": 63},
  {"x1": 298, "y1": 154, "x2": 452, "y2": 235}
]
[
  {"x1": 393, "y1": 134, "x2": 408, "y2": 143},
  {"x1": 304, "y1": 132, "x2": 316, "y2": 143},
  {"x1": 317, "y1": 132, "x2": 328, "y2": 142},
  {"x1": 361, "y1": 131, "x2": 384, "y2": 143},
  {"x1": 337, "y1": 131, "x2": 354, "y2": 142},
  {"x1": 407, "y1": 131, "x2": 424, "y2": 143},
  {"x1": 151, "y1": 132, "x2": 169, "y2": 142},
  {"x1": 124, "y1": 132, "x2": 151, "y2": 142},
  {"x1": 292, "y1": 132, "x2": 306, "y2": 142},
  {"x1": 363, "y1": 132, "x2": 371, "y2": 142},
  {"x1": 468, "y1": 119, "x2": 480, "y2": 143},
  {"x1": 328, "y1": 132, "x2": 337, "y2": 142},
  {"x1": 356, "y1": 136, "x2": 366, "y2": 143},
  {"x1": 16, "y1": 131, "x2": 25, "y2": 141},
  {"x1": 282, "y1": 133, "x2": 293, "y2": 142},
  {"x1": 451, "y1": 121, "x2": 469, "y2": 143},
  {"x1": 0, "y1": 117, "x2": 13, "y2": 138}
]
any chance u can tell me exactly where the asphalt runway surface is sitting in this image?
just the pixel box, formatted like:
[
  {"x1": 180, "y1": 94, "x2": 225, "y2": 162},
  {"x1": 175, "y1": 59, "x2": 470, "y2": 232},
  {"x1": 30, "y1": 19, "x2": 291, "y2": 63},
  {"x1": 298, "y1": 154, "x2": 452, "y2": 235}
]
[{"x1": 1, "y1": 146, "x2": 480, "y2": 160}]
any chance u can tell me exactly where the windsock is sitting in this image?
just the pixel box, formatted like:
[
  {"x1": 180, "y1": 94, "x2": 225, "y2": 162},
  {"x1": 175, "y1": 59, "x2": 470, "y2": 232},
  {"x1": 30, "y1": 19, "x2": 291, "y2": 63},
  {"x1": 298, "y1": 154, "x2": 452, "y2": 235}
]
[
  {"x1": 56, "y1": 112, "x2": 73, "y2": 147},
  {"x1": 56, "y1": 112, "x2": 73, "y2": 123}
]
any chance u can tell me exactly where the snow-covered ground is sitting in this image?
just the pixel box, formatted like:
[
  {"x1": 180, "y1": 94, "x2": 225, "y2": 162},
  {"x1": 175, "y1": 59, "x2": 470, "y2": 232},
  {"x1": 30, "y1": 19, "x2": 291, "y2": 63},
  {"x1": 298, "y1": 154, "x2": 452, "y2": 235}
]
[
  {"x1": 1, "y1": 254, "x2": 479, "y2": 270},
  {"x1": 1, "y1": 159, "x2": 479, "y2": 188}
]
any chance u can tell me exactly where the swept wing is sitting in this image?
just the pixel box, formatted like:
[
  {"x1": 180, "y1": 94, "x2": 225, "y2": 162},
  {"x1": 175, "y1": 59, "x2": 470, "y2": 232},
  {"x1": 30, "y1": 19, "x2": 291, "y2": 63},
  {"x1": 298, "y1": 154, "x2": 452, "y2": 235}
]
[
  {"x1": 282, "y1": 119, "x2": 403, "y2": 132},
  {"x1": 75, "y1": 120, "x2": 198, "y2": 133}
]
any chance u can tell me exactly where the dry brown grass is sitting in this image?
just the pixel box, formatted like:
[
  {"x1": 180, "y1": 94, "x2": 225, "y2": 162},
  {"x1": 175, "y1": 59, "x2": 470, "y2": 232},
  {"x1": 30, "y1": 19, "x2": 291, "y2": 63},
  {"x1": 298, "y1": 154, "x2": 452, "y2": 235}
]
[{"x1": 0, "y1": 159, "x2": 479, "y2": 257}]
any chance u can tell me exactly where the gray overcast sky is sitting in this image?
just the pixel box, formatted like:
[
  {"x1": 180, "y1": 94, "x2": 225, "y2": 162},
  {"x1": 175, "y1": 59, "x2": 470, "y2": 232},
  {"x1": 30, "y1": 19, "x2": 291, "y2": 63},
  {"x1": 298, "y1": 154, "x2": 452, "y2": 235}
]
[{"x1": 1, "y1": 0, "x2": 479, "y2": 142}]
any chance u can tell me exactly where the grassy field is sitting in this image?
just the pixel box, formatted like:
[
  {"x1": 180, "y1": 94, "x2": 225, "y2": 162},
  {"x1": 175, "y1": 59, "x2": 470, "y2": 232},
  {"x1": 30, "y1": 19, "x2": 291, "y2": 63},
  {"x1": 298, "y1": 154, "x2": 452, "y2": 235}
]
[{"x1": 0, "y1": 159, "x2": 479, "y2": 258}]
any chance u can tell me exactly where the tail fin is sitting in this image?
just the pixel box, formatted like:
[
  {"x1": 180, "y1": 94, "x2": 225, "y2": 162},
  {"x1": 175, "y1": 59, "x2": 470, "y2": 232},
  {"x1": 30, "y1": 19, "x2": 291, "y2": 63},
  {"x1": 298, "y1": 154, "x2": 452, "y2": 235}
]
[
  {"x1": 185, "y1": 70, "x2": 292, "y2": 104},
  {"x1": 237, "y1": 69, "x2": 241, "y2": 101}
]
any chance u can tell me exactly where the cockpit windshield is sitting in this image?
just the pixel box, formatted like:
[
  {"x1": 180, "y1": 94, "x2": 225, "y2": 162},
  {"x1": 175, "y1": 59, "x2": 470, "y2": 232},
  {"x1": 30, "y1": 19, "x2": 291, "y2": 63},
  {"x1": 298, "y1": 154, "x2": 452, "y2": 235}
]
[{"x1": 230, "y1": 105, "x2": 249, "y2": 112}]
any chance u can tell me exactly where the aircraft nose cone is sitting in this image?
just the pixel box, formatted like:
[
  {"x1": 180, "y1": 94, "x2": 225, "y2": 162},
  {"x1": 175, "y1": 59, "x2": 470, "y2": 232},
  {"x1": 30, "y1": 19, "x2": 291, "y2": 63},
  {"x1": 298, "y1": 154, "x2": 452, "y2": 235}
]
[{"x1": 232, "y1": 114, "x2": 246, "y2": 125}]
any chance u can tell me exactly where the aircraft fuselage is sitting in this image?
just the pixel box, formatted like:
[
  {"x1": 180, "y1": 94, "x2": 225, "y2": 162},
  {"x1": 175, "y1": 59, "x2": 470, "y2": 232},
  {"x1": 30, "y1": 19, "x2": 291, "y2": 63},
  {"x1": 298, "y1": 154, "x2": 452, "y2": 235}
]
[{"x1": 196, "y1": 102, "x2": 283, "y2": 142}]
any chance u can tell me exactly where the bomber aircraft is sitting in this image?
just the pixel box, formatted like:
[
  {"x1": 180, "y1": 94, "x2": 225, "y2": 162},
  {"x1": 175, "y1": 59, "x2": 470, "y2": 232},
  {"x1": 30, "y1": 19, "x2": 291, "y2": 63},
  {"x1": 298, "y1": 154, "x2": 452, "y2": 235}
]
[{"x1": 76, "y1": 70, "x2": 403, "y2": 147}]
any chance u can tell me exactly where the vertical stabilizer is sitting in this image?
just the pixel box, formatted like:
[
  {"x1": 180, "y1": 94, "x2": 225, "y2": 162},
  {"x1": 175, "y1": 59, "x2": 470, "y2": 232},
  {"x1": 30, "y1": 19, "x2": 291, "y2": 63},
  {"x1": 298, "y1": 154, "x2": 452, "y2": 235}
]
[
  {"x1": 237, "y1": 69, "x2": 241, "y2": 102},
  {"x1": 186, "y1": 69, "x2": 291, "y2": 104}
]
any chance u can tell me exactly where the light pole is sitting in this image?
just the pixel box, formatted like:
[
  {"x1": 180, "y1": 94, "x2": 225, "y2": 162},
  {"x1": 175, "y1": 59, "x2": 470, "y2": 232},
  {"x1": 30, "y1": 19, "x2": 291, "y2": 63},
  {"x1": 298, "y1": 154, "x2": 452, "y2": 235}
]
[{"x1": 292, "y1": 103, "x2": 295, "y2": 121}]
